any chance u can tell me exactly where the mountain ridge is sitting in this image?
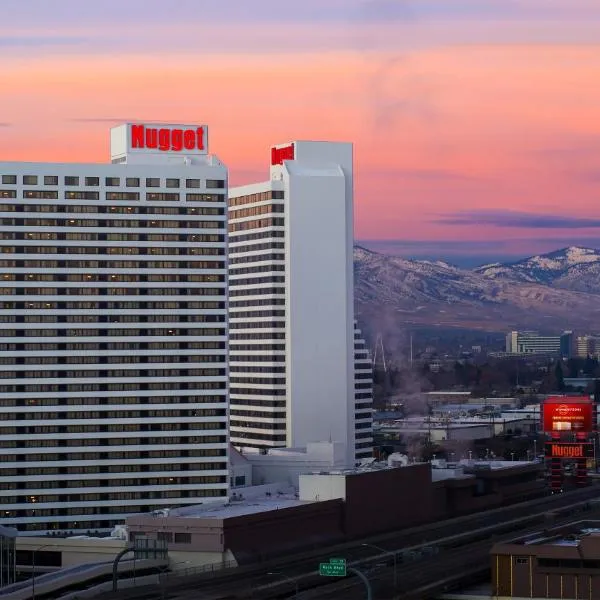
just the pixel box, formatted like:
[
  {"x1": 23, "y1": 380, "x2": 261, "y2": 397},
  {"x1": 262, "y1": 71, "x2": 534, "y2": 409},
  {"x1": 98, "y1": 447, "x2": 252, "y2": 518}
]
[{"x1": 354, "y1": 245, "x2": 600, "y2": 333}]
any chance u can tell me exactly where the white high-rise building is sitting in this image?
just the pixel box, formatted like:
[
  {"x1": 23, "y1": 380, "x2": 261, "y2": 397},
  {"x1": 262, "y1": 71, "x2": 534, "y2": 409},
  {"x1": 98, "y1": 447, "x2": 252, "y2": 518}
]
[
  {"x1": 0, "y1": 123, "x2": 229, "y2": 534},
  {"x1": 228, "y1": 141, "x2": 373, "y2": 465}
]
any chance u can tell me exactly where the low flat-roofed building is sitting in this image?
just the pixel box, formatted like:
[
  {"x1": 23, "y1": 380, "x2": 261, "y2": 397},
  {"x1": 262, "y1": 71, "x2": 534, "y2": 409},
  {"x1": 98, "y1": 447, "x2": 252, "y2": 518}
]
[
  {"x1": 491, "y1": 519, "x2": 600, "y2": 599},
  {"x1": 126, "y1": 482, "x2": 344, "y2": 565}
]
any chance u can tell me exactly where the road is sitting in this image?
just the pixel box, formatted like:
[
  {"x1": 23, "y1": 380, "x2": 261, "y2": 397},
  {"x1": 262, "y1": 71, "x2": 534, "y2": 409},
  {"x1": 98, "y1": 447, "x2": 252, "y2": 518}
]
[{"x1": 105, "y1": 486, "x2": 600, "y2": 600}]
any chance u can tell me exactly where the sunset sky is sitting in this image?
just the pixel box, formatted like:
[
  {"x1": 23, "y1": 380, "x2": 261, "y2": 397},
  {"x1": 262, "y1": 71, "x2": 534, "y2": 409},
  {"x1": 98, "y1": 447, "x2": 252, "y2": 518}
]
[{"x1": 1, "y1": 0, "x2": 599, "y2": 266}]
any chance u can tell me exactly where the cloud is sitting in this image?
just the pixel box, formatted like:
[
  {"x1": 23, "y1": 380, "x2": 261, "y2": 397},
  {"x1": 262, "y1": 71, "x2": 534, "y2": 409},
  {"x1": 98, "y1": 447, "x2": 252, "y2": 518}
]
[
  {"x1": 0, "y1": 35, "x2": 85, "y2": 47},
  {"x1": 375, "y1": 168, "x2": 485, "y2": 182},
  {"x1": 436, "y1": 210, "x2": 600, "y2": 229},
  {"x1": 68, "y1": 118, "x2": 138, "y2": 123}
]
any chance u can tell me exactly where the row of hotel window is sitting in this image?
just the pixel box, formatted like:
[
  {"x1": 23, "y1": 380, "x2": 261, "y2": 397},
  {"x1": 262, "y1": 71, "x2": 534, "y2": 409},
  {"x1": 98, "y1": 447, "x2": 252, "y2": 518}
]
[
  {"x1": 0, "y1": 435, "x2": 226, "y2": 449},
  {"x1": 0, "y1": 274, "x2": 224, "y2": 282},
  {"x1": 0, "y1": 191, "x2": 224, "y2": 202},
  {"x1": 0, "y1": 396, "x2": 226, "y2": 406},
  {"x1": 0, "y1": 260, "x2": 224, "y2": 268},
  {"x1": 1, "y1": 175, "x2": 225, "y2": 188},
  {"x1": 0, "y1": 218, "x2": 223, "y2": 228},
  {"x1": 0, "y1": 204, "x2": 223, "y2": 214},
  {"x1": 0, "y1": 409, "x2": 224, "y2": 418}
]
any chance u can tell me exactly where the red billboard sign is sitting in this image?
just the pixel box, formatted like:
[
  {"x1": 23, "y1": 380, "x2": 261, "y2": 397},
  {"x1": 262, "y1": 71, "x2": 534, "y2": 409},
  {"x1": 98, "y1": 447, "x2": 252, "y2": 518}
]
[
  {"x1": 271, "y1": 144, "x2": 294, "y2": 166},
  {"x1": 542, "y1": 398, "x2": 593, "y2": 433},
  {"x1": 545, "y1": 442, "x2": 593, "y2": 459},
  {"x1": 131, "y1": 124, "x2": 205, "y2": 153}
]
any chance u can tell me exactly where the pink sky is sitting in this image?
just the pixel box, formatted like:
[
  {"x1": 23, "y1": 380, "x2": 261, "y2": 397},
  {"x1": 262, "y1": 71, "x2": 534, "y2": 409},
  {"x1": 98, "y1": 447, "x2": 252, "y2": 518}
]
[{"x1": 0, "y1": 0, "x2": 599, "y2": 263}]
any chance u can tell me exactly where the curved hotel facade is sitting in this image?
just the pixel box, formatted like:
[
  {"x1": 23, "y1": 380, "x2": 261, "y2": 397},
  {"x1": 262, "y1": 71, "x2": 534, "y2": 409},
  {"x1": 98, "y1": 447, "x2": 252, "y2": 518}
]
[{"x1": 0, "y1": 123, "x2": 229, "y2": 534}]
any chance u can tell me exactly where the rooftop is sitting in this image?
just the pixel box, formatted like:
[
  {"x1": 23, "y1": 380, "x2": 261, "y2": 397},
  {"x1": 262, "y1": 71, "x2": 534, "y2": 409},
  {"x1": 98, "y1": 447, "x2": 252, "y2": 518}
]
[
  {"x1": 135, "y1": 484, "x2": 308, "y2": 520},
  {"x1": 523, "y1": 526, "x2": 600, "y2": 548}
]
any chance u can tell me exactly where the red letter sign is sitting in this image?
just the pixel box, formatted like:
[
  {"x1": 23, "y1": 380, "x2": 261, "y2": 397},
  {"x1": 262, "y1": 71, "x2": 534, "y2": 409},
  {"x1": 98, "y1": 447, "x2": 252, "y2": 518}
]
[
  {"x1": 271, "y1": 144, "x2": 295, "y2": 166},
  {"x1": 129, "y1": 124, "x2": 206, "y2": 153}
]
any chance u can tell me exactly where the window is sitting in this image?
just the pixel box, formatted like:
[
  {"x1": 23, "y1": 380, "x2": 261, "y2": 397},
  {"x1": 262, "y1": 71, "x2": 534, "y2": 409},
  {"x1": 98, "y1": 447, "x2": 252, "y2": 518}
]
[
  {"x1": 24, "y1": 191, "x2": 58, "y2": 199},
  {"x1": 206, "y1": 179, "x2": 225, "y2": 189},
  {"x1": 1, "y1": 175, "x2": 16, "y2": 185},
  {"x1": 126, "y1": 177, "x2": 140, "y2": 187},
  {"x1": 187, "y1": 193, "x2": 222, "y2": 202},
  {"x1": 106, "y1": 192, "x2": 140, "y2": 201},
  {"x1": 64, "y1": 176, "x2": 79, "y2": 186},
  {"x1": 166, "y1": 178, "x2": 180, "y2": 188},
  {"x1": 65, "y1": 191, "x2": 99, "y2": 200},
  {"x1": 105, "y1": 177, "x2": 120, "y2": 187},
  {"x1": 146, "y1": 193, "x2": 179, "y2": 201},
  {"x1": 186, "y1": 179, "x2": 201, "y2": 188},
  {"x1": 174, "y1": 532, "x2": 192, "y2": 544},
  {"x1": 23, "y1": 175, "x2": 38, "y2": 185},
  {"x1": 146, "y1": 178, "x2": 160, "y2": 187},
  {"x1": 85, "y1": 177, "x2": 100, "y2": 186},
  {"x1": 44, "y1": 176, "x2": 59, "y2": 186},
  {"x1": 0, "y1": 191, "x2": 16, "y2": 199}
]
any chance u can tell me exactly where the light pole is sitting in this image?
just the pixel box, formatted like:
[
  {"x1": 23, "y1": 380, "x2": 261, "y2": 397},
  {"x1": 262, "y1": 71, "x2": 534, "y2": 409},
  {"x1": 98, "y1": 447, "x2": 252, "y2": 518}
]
[
  {"x1": 32, "y1": 544, "x2": 54, "y2": 600},
  {"x1": 268, "y1": 571, "x2": 299, "y2": 598},
  {"x1": 362, "y1": 543, "x2": 397, "y2": 590}
]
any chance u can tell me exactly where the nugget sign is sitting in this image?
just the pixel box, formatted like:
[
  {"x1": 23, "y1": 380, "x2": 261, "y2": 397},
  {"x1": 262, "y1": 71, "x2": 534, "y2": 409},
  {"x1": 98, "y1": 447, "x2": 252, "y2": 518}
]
[
  {"x1": 545, "y1": 443, "x2": 593, "y2": 459},
  {"x1": 129, "y1": 124, "x2": 208, "y2": 154},
  {"x1": 271, "y1": 144, "x2": 295, "y2": 166}
]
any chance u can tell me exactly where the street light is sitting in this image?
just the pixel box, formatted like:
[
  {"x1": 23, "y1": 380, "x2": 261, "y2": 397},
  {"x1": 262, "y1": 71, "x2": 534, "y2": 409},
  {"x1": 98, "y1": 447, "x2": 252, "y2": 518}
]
[
  {"x1": 362, "y1": 543, "x2": 397, "y2": 590},
  {"x1": 268, "y1": 571, "x2": 299, "y2": 598},
  {"x1": 32, "y1": 543, "x2": 55, "y2": 600}
]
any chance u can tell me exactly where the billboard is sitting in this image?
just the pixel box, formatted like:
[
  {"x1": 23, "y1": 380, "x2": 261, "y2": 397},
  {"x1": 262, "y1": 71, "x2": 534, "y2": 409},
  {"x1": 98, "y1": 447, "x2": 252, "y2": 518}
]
[
  {"x1": 542, "y1": 397, "x2": 593, "y2": 433},
  {"x1": 545, "y1": 442, "x2": 594, "y2": 459}
]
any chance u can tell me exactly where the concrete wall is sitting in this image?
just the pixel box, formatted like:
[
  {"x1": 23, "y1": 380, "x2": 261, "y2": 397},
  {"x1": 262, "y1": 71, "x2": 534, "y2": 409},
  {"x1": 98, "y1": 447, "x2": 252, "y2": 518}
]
[
  {"x1": 299, "y1": 473, "x2": 348, "y2": 502},
  {"x1": 243, "y1": 441, "x2": 347, "y2": 487},
  {"x1": 342, "y1": 465, "x2": 433, "y2": 538},
  {"x1": 223, "y1": 499, "x2": 344, "y2": 564},
  {"x1": 17, "y1": 536, "x2": 128, "y2": 568},
  {"x1": 282, "y1": 141, "x2": 355, "y2": 466}
]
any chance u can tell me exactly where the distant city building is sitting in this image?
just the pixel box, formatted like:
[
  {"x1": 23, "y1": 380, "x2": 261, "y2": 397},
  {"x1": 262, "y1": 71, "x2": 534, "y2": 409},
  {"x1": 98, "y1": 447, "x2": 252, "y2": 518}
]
[
  {"x1": 0, "y1": 123, "x2": 229, "y2": 534},
  {"x1": 228, "y1": 141, "x2": 372, "y2": 464},
  {"x1": 505, "y1": 330, "x2": 573, "y2": 358},
  {"x1": 576, "y1": 335, "x2": 599, "y2": 359}
]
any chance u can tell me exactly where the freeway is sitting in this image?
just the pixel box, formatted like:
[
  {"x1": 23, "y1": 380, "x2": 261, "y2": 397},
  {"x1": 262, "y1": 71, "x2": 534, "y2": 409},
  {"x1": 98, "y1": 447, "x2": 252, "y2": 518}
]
[
  {"x1": 281, "y1": 506, "x2": 600, "y2": 600},
  {"x1": 105, "y1": 486, "x2": 600, "y2": 600}
]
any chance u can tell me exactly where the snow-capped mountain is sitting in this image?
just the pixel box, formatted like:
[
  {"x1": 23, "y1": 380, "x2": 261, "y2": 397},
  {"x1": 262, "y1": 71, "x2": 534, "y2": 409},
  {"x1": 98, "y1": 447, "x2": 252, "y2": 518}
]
[
  {"x1": 354, "y1": 246, "x2": 600, "y2": 332},
  {"x1": 475, "y1": 247, "x2": 600, "y2": 293}
]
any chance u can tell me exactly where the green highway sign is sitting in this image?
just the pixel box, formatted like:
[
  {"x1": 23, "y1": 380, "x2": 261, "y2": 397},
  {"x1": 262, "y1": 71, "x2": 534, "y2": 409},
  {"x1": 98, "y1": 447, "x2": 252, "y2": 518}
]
[
  {"x1": 319, "y1": 560, "x2": 347, "y2": 577},
  {"x1": 329, "y1": 558, "x2": 345, "y2": 565}
]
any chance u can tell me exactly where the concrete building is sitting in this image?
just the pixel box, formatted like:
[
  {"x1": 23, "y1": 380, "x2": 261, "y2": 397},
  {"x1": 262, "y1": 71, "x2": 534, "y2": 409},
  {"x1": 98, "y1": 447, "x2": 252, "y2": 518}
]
[
  {"x1": 236, "y1": 441, "x2": 348, "y2": 488},
  {"x1": 505, "y1": 330, "x2": 573, "y2": 357},
  {"x1": 577, "y1": 335, "x2": 599, "y2": 359},
  {"x1": 124, "y1": 459, "x2": 543, "y2": 565},
  {"x1": 0, "y1": 123, "x2": 229, "y2": 534},
  {"x1": 491, "y1": 520, "x2": 600, "y2": 599},
  {"x1": 227, "y1": 141, "x2": 372, "y2": 465}
]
